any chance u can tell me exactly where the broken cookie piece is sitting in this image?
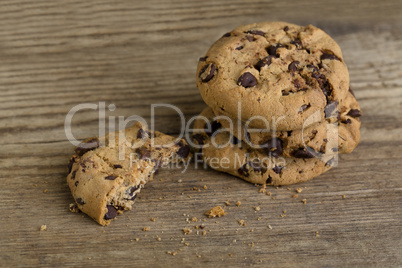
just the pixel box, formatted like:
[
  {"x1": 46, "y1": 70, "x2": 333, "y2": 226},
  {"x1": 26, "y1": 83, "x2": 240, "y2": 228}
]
[
  {"x1": 205, "y1": 206, "x2": 227, "y2": 218},
  {"x1": 67, "y1": 122, "x2": 191, "y2": 226}
]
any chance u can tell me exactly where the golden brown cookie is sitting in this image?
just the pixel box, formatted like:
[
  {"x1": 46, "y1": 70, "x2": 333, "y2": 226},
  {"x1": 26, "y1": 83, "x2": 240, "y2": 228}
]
[
  {"x1": 67, "y1": 122, "x2": 191, "y2": 226},
  {"x1": 191, "y1": 111, "x2": 340, "y2": 186},
  {"x1": 196, "y1": 21, "x2": 350, "y2": 131}
]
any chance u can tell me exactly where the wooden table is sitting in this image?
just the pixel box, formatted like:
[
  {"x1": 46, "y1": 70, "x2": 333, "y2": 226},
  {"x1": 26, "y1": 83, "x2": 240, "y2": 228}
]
[{"x1": 1, "y1": 1, "x2": 401, "y2": 267}]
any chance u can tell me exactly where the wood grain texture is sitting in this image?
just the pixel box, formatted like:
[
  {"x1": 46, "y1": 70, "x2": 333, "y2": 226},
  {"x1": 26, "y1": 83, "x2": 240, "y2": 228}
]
[{"x1": 0, "y1": 0, "x2": 401, "y2": 267}]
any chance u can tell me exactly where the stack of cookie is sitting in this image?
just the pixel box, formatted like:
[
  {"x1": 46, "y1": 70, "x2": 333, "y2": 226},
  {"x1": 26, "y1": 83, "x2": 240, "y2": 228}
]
[{"x1": 192, "y1": 21, "x2": 361, "y2": 186}]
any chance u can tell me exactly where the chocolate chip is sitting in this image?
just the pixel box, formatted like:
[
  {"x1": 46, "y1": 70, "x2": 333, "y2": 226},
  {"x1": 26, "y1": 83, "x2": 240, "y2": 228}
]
[
  {"x1": 307, "y1": 64, "x2": 319, "y2": 72},
  {"x1": 249, "y1": 161, "x2": 267, "y2": 174},
  {"x1": 237, "y1": 72, "x2": 257, "y2": 88},
  {"x1": 74, "y1": 137, "x2": 100, "y2": 157},
  {"x1": 199, "y1": 63, "x2": 216, "y2": 83},
  {"x1": 288, "y1": 61, "x2": 300, "y2": 72},
  {"x1": 192, "y1": 134, "x2": 205, "y2": 146},
  {"x1": 137, "y1": 128, "x2": 148, "y2": 139},
  {"x1": 113, "y1": 164, "x2": 122, "y2": 169},
  {"x1": 325, "y1": 158, "x2": 335, "y2": 167},
  {"x1": 245, "y1": 30, "x2": 265, "y2": 36},
  {"x1": 204, "y1": 121, "x2": 221, "y2": 136},
  {"x1": 267, "y1": 44, "x2": 284, "y2": 57},
  {"x1": 235, "y1": 46, "x2": 244, "y2": 50},
  {"x1": 68, "y1": 156, "x2": 76, "y2": 173},
  {"x1": 266, "y1": 176, "x2": 273, "y2": 184},
  {"x1": 246, "y1": 35, "x2": 256, "y2": 42},
  {"x1": 76, "y1": 198, "x2": 85, "y2": 205},
  {"x1": 176, "y1": 142, "x2": 190, "y2": 158},
  {"x1": 324, "y1": 101, "x2": 338, "y2": 118},
  {"x1": 341, "y1": 119, "x2": 352, "y2": 124},
  {"x1": 272, "y1": 166, "x2": 283, "y2": 174},
  {"x1": 127, "y1": 186, "x2": 139, "y2": 200},
  {"x1": 71, "y1": 170, "x2": 76, "y2": 180},
  {"x1": 231, "y1": 135, "x2": 240, "y2": 145},
  {"x1": 283, "y1": 26, "x2": 289, "y2": 31},
  {"x1": 238, "y1": 164, "x2": 249, "y2": 177},
  {"x1": 74, "y1": 181, "x2": 79, "y2": 187},
  {"x1": 321, "y1": 52, "x2": 340, "y2": 61},
  {"x1": 298, "y1": 104, "x2": 310, "y2": 114},
  {"x1": 347, "y1": 109, "x2": 361, "y2": 118},
  {"x1": 104, "y1": 205, "x2": 117, "y2": 220},
  {"x1": 255, "y1": 56, "x2": 273, "y2": 71},
  {"x1": 105, "y1": 175, "x2": 116, "y2": 180},
  {"x1": 294, "y1": 148, "x2": 315, "y2": 158},
  {"x1": 290, "y1": 38, "x2": 302, "y2": 49},
  {"x1": 312, "y1": 73, "x2": 332, "y2": 97},
  {"x1": 136, "y1": 147, "x2": 151, "y2": 159},
  {"x1": 263, "y1": 138, "x2": 283, "y2": 158},
  {"x1": 199, "y1": 56, "x2": 208, "y2": 62},
  {"x1": 287, "y1": 131, "x2": 292, "y2": 136},
  {"x1": 222, "y1": 32, "x2": 231, "y2": 37},
  {"x1": 292, "y1": 78, "x2": 302, "y2": 89},
  {"x1": 282, "y1": 90, "x2": 290, "y2": 96}
]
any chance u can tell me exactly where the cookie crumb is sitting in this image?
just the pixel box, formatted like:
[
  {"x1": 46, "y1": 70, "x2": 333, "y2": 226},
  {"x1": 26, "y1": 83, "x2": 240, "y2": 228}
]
[
  {"x1": 202, "y1": 230, "x2": 207, "y2": 236},
  {"x1": 236, "y1": 201, "x2": 241, "y2": 207},
  {"x1": 135, "y1": 238, "x2": 140, "y2": 241},
  {"x1": 224, "y1": 200, "x2": 231, "y2": 206},
  {"x1": 266, "y1": 191, "x2": 272, "y2": 196},
  {"x1": 292, "y1": 194, "x2": 298, "y2": 198},
  {"x1": 183, "y1": 228, "x2": 192, "y2": 235},
  {"x1": 254, "y1": 206, "x2": 261, "y2": 211},
  {"x1": 248, "y1": 242, "x2": 255, "y2": 247},
  {"x1": 143, "y1": 227, "x2": 150, "y2": 231},
  {"x1": 203, "y1": 185, "x2": 208, "y2": 189},
  {"x1": 342, "y1": 195, "x2": 346, "y2": 199},
  {"x1": 238, "y1": 220, "x2": 246, "y2": 226},
  {"x1": 196, "y1": 254, "x2": 201, "y2": 258},
  {"x1": 315, "y1": 231, "x2": 320, "y2": 237},
  {"x1": 257, "y1": 217, "x2": 262, "y2": 221},
  {"x1": 268, "y1": 225, "x2": 273, "y2": 230},
  {"x1": 177, "y1": 179, "x2": 183, "y2": 183},
  {"x1": 296, "y1": 188, "x2": 303, "y2": 193},
  {"x1": 40, "y1": 225, "x2": 47, "y2": 231},
  {"x1": 184, "y1": 242, "x2": 189, "y2": 246},
  {"x1": 157, "y1": 237, "x2": 161, "y2": 241},
  {"x1": 301, "y1": 199, "x2": 307, "y2": 204},
  {"x1": 69, "y1": 203, "x2": 80, "y2": 213},
  {"x1": 191, "y1": 217, "x2": 198, "y2": 222},
  {"x1": 229, "y1": 253, "x2": 233, "y2": 257},
  {"x1": 205, "y1": 206, "x2": 227, "y2": 218},
  {"x1": 259, "y1": 185, "x2": 266, "y2": 193},
  {"x1": 43, "y1": 189, "x2": 48, "y2": 193},
  {"x1": 150, "y1": 217, "x2": 156, "y2": 222}
]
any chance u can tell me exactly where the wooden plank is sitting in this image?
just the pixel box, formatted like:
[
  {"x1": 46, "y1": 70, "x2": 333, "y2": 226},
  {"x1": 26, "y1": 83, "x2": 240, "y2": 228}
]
[{"x1": 0, "y1": 0, "x2": 401, "y2": 267}]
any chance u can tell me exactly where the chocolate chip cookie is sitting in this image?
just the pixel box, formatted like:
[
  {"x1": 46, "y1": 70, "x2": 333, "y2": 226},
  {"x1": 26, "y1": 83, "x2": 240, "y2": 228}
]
[
  {"x1": 191, "y1": 113, "x2": 334, "y2": 186},
  {"x1": 210, "y1": 90, "x2": 360, "y2": 157},
  {"x1": 196, "y1": 21, "x2": 350, "y2": 131},
  {"x1": 67, "y1": 122, "x2": 191, "y2": 226}
]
